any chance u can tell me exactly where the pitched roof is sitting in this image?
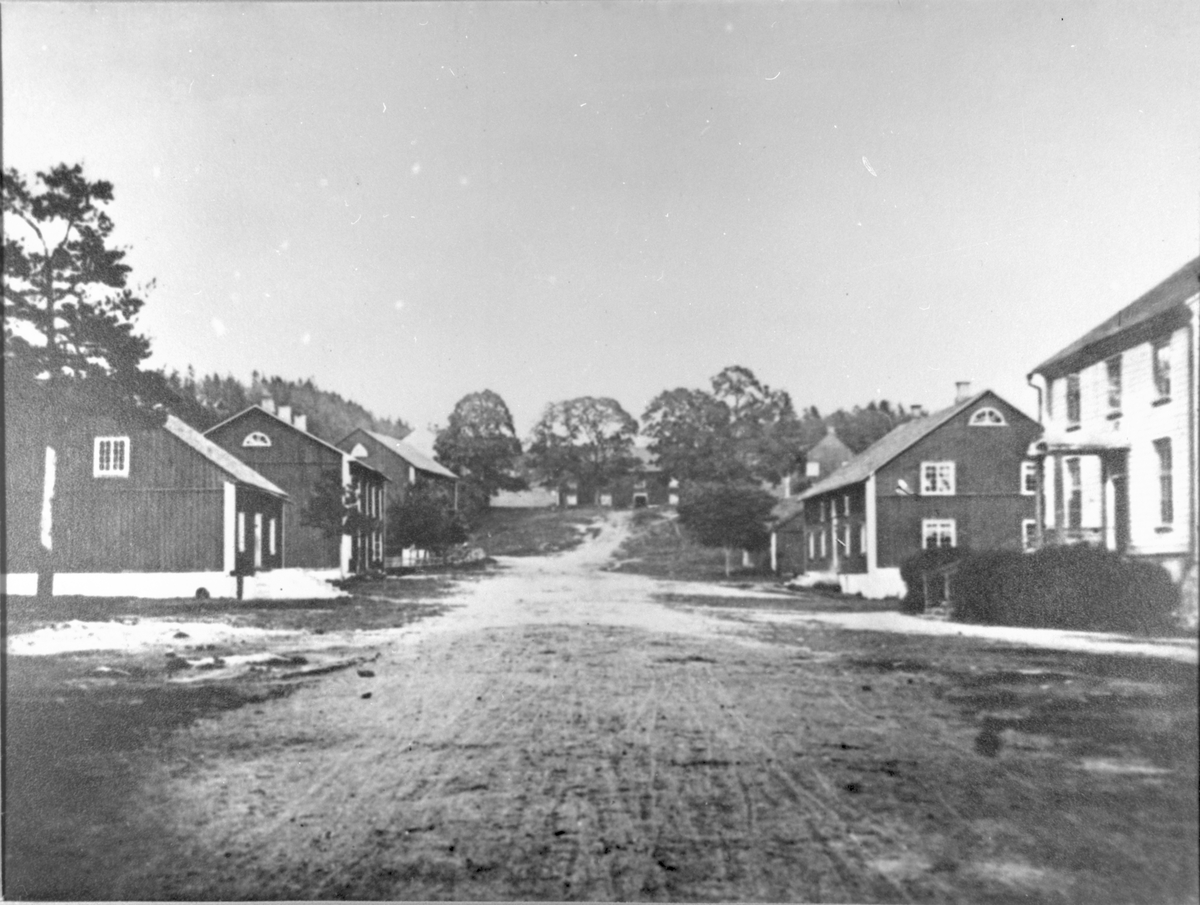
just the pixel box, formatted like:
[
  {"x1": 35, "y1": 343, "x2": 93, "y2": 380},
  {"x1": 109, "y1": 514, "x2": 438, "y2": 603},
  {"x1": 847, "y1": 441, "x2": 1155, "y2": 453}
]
[
  {"x1": 797, "y1": 391, "x2": 993, "y2": 500},
  {"x1": 205, "y1": 406, "x2": 388, "y2": 480},
  {"x1": 164, "y1": 415, "x2": 289, "y2": 499},
  {"x1": 1030, "y1": 257, "x2": 1200, "y2": 377},
  {"x1": 360, "y1": 430, "x2": 458, "y2": 480}
]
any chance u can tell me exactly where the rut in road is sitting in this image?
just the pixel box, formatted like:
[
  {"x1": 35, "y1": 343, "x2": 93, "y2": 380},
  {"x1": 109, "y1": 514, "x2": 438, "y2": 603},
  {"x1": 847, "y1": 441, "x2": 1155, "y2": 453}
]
[{"x1": 122, "y1": 514, "x2": 970, "y2": 901}]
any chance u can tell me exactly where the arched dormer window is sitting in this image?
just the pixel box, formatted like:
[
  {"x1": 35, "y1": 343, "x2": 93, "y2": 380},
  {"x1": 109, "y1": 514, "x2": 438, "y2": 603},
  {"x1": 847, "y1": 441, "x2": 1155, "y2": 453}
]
[
  {"x1": 242, "y1": 431, "x2": 272, "y2": 447},
  {"x1": 968, "y1": 407, "x2": 1007, "y2": 427},
  {"x1": 350, "y1": 443, "x2": 370, "y2": 458}
]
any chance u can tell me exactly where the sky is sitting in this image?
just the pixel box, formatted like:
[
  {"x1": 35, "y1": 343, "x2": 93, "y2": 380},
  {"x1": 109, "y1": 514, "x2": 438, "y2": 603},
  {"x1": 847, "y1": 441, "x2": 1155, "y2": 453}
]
[{"x1": 4, "y1": 1, "x2": 1198, "y2": 437}]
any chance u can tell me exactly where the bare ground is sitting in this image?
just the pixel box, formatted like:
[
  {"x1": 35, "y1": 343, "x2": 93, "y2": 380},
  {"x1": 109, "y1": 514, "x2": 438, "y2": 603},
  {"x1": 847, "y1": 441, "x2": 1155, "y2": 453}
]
[{"x1": 4, "y1": 513, "x2": 1197, "y2": 902}]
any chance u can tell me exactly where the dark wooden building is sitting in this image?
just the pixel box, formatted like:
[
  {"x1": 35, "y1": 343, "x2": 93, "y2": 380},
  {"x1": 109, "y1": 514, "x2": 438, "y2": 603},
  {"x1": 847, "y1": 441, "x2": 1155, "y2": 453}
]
[
  {"x1": 773, "y1": 388, "x2": 1042, "y2": 598},
  {"x1": 338, "y1": 428, "x2": 459, "y2": 511},
  {"x1": 4, "y1": 413, "x2": 288, "y2": 598},
  {"x1": 205, "y1": 404, "x2": 388, "y2": 575}
]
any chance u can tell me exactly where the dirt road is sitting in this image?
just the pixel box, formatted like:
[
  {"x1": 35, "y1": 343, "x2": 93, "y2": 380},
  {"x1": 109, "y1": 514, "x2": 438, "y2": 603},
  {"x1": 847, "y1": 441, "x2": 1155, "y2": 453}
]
[{"x1": 7, "y1": 513, "x2": 1197, "y2": 902}]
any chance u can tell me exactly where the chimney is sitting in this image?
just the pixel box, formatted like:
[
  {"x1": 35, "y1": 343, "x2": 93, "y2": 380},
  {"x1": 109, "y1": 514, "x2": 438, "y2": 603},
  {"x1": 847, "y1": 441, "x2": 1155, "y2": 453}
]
[
  {"x1": 955, "y1": 381, "x2": 972, "y2": 403},
  {"x1": 277, "y1": 404, "x2": 293, "y2": 425},
  {"x1": 260, "y1": 397, "x2": 276, "y2": 415},
  {"x1": 293, "y1": 413, "x2": 307, "y2": 433},
  {"x1": 911, "y1": 404, "x2": 926, "y2": 418}
]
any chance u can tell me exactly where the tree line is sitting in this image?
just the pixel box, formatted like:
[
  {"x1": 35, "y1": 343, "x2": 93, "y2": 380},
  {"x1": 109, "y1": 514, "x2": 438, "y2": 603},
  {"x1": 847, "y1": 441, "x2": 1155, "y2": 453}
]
[{"x1": 4, "y1": 161, "x2": 922, "y2": 572}]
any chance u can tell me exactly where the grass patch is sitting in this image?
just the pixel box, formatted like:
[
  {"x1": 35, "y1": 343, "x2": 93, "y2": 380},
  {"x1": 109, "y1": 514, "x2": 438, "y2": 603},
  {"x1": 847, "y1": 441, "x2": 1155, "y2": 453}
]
[
  {"x1": 467, "y1": 506, "x2": 601, "y2": 557},
  {"x1": 609, "y1": 508, "x2": 771, "y2": 583}
]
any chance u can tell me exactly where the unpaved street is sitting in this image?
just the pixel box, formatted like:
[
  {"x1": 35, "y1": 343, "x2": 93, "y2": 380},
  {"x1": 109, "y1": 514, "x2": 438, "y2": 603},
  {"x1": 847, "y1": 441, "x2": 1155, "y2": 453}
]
[{"x1": 6, "y1": 513, "x2": 1197, "y2": 902}]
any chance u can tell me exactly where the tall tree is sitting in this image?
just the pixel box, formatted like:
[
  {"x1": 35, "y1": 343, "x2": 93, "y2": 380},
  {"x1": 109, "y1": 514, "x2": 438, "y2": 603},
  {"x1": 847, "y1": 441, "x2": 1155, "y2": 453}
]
[
  {"x1": 3, "y1": 164, "x2": 159, "y2": 596},
  {"x1": 526, "y1": 396, "x2": 638, "y2": 503},
  {"x1": 433, "y1": 390, "x2": 526, "y2": 505},
  {"x1": 642, "y1": 387, "x2": 745, "y2": 483}
]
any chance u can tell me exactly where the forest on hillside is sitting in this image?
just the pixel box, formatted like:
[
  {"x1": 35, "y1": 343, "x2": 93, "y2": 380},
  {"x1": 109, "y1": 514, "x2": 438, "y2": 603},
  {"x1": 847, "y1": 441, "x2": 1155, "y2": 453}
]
[{"x1": 156, "y1": 367, "x2": 411, "y2": 444}]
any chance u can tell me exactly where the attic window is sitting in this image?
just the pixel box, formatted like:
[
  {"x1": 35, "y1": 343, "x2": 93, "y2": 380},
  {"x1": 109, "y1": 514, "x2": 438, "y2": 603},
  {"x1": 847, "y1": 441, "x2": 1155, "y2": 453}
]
[
  {"x1": 350, "y1": 443, "x2": 370, "y2": 458},
  {"x1": 242, "y1": 431, "x2": 272, "y2": 447},
  {"x1": 968, "y1": 407, "x2": 1007, "y2": 426}
]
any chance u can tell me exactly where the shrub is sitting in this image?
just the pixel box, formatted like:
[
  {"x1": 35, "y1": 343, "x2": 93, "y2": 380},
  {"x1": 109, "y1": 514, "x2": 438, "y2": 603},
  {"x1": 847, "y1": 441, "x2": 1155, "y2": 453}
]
[
  {"x1": 898, "y1": 546, "x2": 970, "y2": 614},
  {"x1": 950, "y1": 545, "x2": 1179, "y2": 634}
]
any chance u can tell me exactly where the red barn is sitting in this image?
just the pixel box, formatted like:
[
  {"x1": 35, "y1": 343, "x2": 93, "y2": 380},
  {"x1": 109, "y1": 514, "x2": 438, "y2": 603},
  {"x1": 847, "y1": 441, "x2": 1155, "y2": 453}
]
[
  {"x1": 205, "y1": 404, "x2": 387, "y2": 575},
  {"x1": 774, "y1": 387, "x2": 1042, "y2": 598},
  {"x1": 4, "y1": 413, "x2": 287, "y2": 598}
]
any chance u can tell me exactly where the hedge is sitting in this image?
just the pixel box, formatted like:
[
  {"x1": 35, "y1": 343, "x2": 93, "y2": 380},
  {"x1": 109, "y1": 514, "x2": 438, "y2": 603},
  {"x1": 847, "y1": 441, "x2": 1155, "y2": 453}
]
[
  {"x1": 948, "y1": 545, "x2": 1179, "y2": 634},
  {"x1": 898, "y1": 547, "x2": 970, "y2": 615}
]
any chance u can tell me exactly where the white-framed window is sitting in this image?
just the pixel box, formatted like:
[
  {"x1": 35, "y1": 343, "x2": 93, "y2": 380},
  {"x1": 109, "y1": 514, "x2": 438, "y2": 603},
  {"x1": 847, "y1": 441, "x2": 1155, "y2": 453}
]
[
  {"x1": 808, "y1": 531, "x2": 816, "y2": 559},
  {"x1": 819, "y1": 529, "x2": 827, "y2": 558},
  {"x1": 1022, "y1": 519, "x2": 1038, "y2": 552},
  {"x1": 842, "y1": 494, "x2": 850, "y2": 516},
  {"x1": 859, "y1": 524, "x2": 867, "y2": 556},
  {"x1": 1152, "y1": 338, "x2": 1172, "y2": 400},
  {"x1": 922, "y1": 519, "x2": 956, "y2": 549},
  {"x1": 237, "y1": 511, "x2": 246, "y2": 553},
  {"x1": 268, "y1": 518, "x2": 277, "y2": 556},
  {"x1": 93, "y1": 436, "x2": 130, "y2": 477},
  {"x1": 1020, "y1": 461, "x2": 1038, "y2": 495},
  {"x1": 668, "y1": 477, "x2": 680, "y2": 489},
  {"x1": 920, "y1": 461, "x2": 956, "y2": 495},
  {"x1": 242, "y1": 431, "x2": 272, "y2": 447},
  {"x1": 1066, "y1": 373, "x2": 1081, "y2": 426},
  {"x1": 1065, "y1": 457, "x2": 1083, "y2": 529},
  {"x1": 819, "y1": 500, "x2": 826, "y2": 522},
  {"x1": 350, "y1": 442, "x2": 369, "y2": 458},
  {"x1": 805, "y1": 461, "x2": 820, "y2": 478},
  {"x1": 253, "y1": 513, "x2": 264, "y2": 568},
  {"x1": 1105, "y1": 355, "x2": 1122, "y2": 414},
  {"x1": 968, "y1": 407, "x2": 1007, "y2": 426},
  {"x1": 1154, "y1": 438, "x2": 1173, "y2": 526},
  {"x1": 599, "y1": 493, "x2": 613, "y2": 507},
  {"x1": 668, "y1": 493, "x2": 679, "y2": 506},
  {"x1": 408, "y1": 465, "x2": 416, "y2": 485}
]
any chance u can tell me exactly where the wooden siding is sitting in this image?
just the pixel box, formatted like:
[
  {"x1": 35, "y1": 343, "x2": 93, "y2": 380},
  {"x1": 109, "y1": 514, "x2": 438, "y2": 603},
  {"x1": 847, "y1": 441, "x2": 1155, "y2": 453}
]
[
  {"x1": 207, "y1": 408, "x2": 344, "y2": 569},
  {"x1": 6, "y1": 417, "x2": 240, "y2": 573}
]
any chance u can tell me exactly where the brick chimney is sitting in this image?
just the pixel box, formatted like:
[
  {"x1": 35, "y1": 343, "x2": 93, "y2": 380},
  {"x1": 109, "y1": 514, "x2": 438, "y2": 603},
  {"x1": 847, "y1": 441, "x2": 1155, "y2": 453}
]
[
  {"x1": 260, "y1": 397, "x2": 276, "y2": 415},
  {"x1": 293, "y1": 413, "x2": 307, "y2": 433},
  {"x1": 955, "y1": 381, "x2": 972, "y2": 403}
]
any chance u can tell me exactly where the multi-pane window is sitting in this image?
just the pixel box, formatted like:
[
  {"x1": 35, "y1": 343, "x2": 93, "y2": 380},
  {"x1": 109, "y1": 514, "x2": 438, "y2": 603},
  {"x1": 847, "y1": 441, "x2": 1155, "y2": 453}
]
[
  {"x1": 1065, "y1": 457, "x2": 1082, "y2": 529},
  {"x1": 1020, "y1": 461, "x2": 1038, "y2": 495},
  {"x1": 93, "y1": 437, "x2": 130, "y2": 477},
  {"x1": 968, "y1": 407, "x2": 1007, "y2": 426},
  {"x1": 819, "y1": 529, "x2": 827, "y2": 558},
  {"x1": 1105, "y1": 355, "x2": 1122, "y2": 414},
  {"x1": 808, "y1": 531, "x2": 816, "y2": 560},
  {"x1": 1153, "y1": 339, "x2": 1172, "y2": 400},
  {"x1": 842, "y1": 494, "x2": 851, "y2": 516},
  {"x1": 242, "y1": 431, "x2": 272, "y2": 447},
  {"x1": 1154, "y1": 439, "x2": 1173, "y2": 526},
  {"x1": 920, "y1": 462, "x2": 956, "y2": 495},
  {"x1": 1066, "y1": 373, "x2": 1081, "y2": 426},
  {"x1": 922, "y1": 519, "x2": 956, "y2": 549},
  {"x1": 1022, "y1": 519, "x2": 1038, "y2": 552}
]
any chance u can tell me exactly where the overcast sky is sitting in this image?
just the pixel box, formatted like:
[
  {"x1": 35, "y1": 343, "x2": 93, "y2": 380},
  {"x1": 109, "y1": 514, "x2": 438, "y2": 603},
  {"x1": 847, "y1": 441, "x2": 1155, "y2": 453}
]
[{"x1": 4, "y1": 1, "x2": 1197, "y2": 436}]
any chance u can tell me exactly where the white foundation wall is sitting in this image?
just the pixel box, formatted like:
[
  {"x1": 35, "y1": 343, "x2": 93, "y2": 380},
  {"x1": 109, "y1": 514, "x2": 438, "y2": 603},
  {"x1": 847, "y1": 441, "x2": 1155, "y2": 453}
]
[
  {"x1": 840, "y1": 568, "x2": 906, "y2": 600},
  {"x1": 4, "y1": 571, "x2": 238, "y2": 599}
]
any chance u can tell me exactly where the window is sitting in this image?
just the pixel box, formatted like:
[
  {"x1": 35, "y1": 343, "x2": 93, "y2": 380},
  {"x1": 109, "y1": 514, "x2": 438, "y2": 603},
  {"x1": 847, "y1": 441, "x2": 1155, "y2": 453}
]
[
  {"x1": 1020, "y1": 461, "x2": 1038, "y2": 495},
  {"x1": 93, "y1": 437, "x2": 130, "y2": 477},
  {"x1": 805, "y1": 461, "x2": 820, "y2": 478},
  {"x1": 668, "y1": 493, "x2": 679, "y2": 506},
  {"x1": 237, "y1": 512, "x2": 246, "y2": 553},
  {"x1": 969, "y1": 407, "x2": 1007, "y2": 426},
  {"x1": 350, "y1": 442, "x2": 369, "y2": 458},
  {"x1": 842, "y1": 494, "x2": 850, "y2": 516},
  {"x1": 1153, "y1": 338, "x2": 1171, "y2": 400},
  {"x1": 922, "y1": 519, "x2": 956, "y2": 549},
  {"x1": 668, "y1": 478, "x2": 680, "y2": 489},
  {"x1": 1065, "y1": 457, "x2": 1082, "y2": 529},
  {"x1": 1154, "y1": 439, "x2": 1173, "y2": 526},
  {"x1": 1105, "y1": 355, "x2": 1122, "y2": 415},
  {"x1": 408, "y1": 465, "x2": 416, "y2": 485},
  {"x1": 859, "y1": 524, "x2": 867, "y2": 557},
  {"x1": 1022, "y1": 519, "x2": 1038, "y2": 552},
  {"x1": 242, "y1": 431, "x2": 272, "y2": 447},
  {"x1": 819, "y1": 500, "x2": 826, "y2": 522},
  {"x1": 268, "y1": 518, "x2": 277, "y2": 556},
  {"x1": 819, "y1": 529, "x2": 827, "y2": 558},
  {"x1": 920, "y1": 462, "x2": 956, "y2": 495},
  {"x1": 1066, "y1": 374, "x2": 1081, "y2": 426},
  {"x1": 808, "y1": 531, "x2": 816, "y2": 560},
  {"x1": 1046, "y1": 379, "x2": 1054, "y2": 419}
]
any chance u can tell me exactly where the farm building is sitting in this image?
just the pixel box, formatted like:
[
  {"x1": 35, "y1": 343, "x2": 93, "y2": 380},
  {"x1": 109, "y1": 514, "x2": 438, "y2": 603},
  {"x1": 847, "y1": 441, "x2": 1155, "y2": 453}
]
[
  {"x1": 337, "y1": 428, "x2": 459, "y2": 511},
  {"x1": 4, "y1": 411, "x2": 288, "y2": 599},
  {"x1": 205, "y1": 402, "x2": 388, "y2": 576},
  {"x1": 1027, "y1": 256, "x2": 1198, "y2": 613},
  {"x1": 775, "y1": 386, "x2": 1042, "y2": 598},
  {"x1": 600, "y1": 447, "x2": 674, "y2": 508}
]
